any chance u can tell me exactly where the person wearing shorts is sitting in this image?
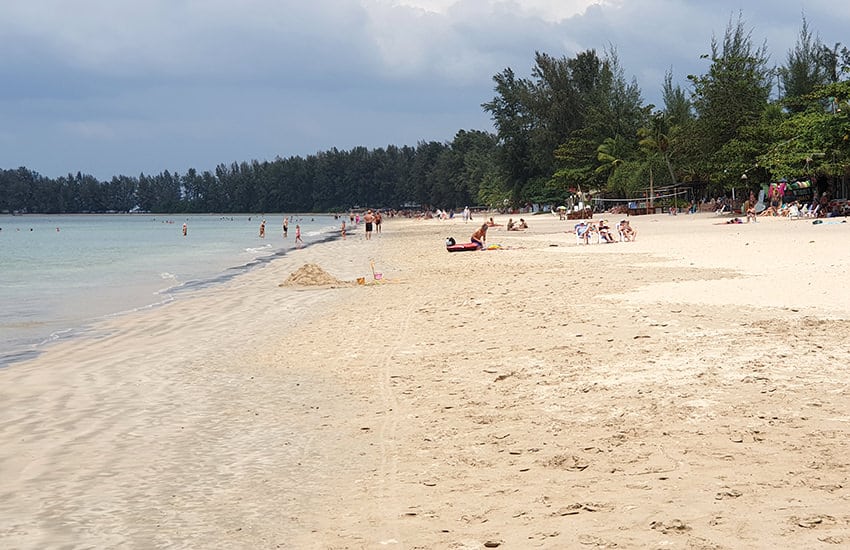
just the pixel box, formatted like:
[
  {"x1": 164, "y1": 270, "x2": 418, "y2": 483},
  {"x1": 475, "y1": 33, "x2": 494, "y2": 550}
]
[
  {"x1": 470, "y1": 223, "x2": 488, "y2": 248},
  {"x1": 363, "y1": 210, "x2": 375, "y2": 240}
]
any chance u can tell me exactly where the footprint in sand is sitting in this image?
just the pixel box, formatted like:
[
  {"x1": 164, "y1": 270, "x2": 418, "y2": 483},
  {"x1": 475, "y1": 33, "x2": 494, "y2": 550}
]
[
  {"x1": 794, "y1": 515, "x2": 834, "y2": 529},
  {"x1": 650, "y1": 519, "x2": 691, "y2": 534}
]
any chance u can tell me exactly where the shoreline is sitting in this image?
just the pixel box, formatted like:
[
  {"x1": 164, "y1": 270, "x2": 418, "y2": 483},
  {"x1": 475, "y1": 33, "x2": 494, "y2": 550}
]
[
  {"x1": 0, "y1": 217, "x2": 343, "y2": 369},
  {"x1": 2, "y1": 213, "x2": 849, "y2": 548}
]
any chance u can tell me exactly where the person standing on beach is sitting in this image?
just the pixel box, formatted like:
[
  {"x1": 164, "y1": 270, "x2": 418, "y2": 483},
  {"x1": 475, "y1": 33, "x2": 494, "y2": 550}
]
[
  {"x1": 363, "y1": 210, "x2": 375, "y2": 240},
  {"x1": 374, "y1": 210, "x2": 382, "y2": 234},
  {"x1": 341, "y1": 220, "x2": 346, "y2": 239},
  {"x1": 283, "y1": 217, "x2": 288, "y2": 238},
  {"x1": 295, "y1": 224, "x2": 303, "y2": 248}
]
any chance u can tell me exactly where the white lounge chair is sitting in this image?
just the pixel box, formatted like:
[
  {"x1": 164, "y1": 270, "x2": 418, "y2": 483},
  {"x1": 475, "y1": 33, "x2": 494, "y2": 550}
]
[
  {"x1": 575, "y1": 222, "x2": 599, "y2": 244},
  {"x1": 788, "y1": 203, "x2": 801, "y2": 219}
]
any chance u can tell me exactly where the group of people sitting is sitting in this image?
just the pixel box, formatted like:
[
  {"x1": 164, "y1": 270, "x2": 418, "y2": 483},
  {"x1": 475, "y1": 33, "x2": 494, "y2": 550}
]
[
  {"x1": 463, "y1": 216, "x2": 639, "y2": 249},
  {"x1": 741, "y1": 193, "x2": 842, "y2": 222},
  {"x1": 506, "y1": 218, "x2": 528, "y2": 231},
  {"x1": 766, "y1": 199, "x2": 842, "y2": 219},
  {"x1": 468, "y1": 217, "x2": 530, "y2": 248},
  {"x1": 574, "y1": 219, "x2": 636, "y2": 244},
  {"x1": 485, "y1": 216, "x2": 528, "y2": 231}
]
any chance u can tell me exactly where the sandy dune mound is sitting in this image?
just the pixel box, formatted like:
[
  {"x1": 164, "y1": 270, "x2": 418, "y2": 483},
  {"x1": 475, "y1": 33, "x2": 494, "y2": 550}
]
[{"x1": 280, "y1": 263, "x2": 347, "y2": 287}]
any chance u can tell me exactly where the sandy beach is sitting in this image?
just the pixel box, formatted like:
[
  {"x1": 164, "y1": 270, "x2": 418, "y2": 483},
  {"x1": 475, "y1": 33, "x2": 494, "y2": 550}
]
[{"x1": 2, "y1": 212, "x2": 849, "y2": 549}]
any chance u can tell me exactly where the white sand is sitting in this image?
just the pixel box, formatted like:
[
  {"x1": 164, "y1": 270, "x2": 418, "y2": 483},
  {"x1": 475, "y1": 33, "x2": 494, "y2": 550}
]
[{"x1": 2, "y1": 212, "x2": 849, "y2": 548}]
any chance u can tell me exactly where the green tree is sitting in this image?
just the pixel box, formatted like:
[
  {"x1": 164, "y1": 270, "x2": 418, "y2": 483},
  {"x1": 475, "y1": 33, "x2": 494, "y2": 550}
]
[
  {"x1": 638, "y1": 111, "x2": 677, "y2": 185},
  {"x1": 820, "y1": 42, "x2": 850, "y2": 84},
  {"x1": 686, "y1": 12, "x2": 773, "y2": 185},
  {"x1": 759, "y1": 81, "x2": 850, "y2": 179},
  {"x1": 482, "y1": 67, "x2": 535, "y2": 202},
  {"x1": 551, "y1": 130, "x2": 599, "y2": 197},
  {"x1": 595, "y1": 136, "x2": 627, "y2": 183},
  {"x1": 779, "y1": 16, "x2": 828, "y2": 111},
  {"x1": 662, "y1": 70, "x2": 692, "y2": 127}
]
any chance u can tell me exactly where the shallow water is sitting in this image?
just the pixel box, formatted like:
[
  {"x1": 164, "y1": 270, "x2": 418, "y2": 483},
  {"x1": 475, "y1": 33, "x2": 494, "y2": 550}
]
[{"x1": 0, "y1": 213, "x2": 338, "y2": 366}]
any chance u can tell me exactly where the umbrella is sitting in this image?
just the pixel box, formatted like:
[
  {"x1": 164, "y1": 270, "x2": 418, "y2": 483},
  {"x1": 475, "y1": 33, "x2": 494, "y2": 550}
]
[{"x1": 557, "y1": 205, "x2": 567, "y2": 210}]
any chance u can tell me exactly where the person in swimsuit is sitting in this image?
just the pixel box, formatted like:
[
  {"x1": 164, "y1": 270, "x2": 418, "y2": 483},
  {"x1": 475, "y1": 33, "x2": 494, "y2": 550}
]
[
  {"x1": 618, "y1": 220, "x2": 637, "y2": 241},
  {"x1": 295, "y1": 224, "x2": 303, "y2": 248},
  {"x1": 363, "y1": 210, "x2": 375, "y2": 240},
  {"x1": 259, "y1": 219, "x2": 266, "y2": 238},
  {"x1": 283, "y1": 217, "x2": 288, "y2": 237},
  {"x1": 470, "y1": 223, "x2": 488, "y2": 248},
  {"x1": 374, "y1": 210, "x2": 382, "y2": 234},
  {"x1": 597, "y1": 219, "x2": 615, "y2": 242}
]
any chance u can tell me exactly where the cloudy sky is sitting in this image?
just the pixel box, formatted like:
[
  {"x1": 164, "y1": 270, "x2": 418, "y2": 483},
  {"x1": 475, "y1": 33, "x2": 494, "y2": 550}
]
[{"x1": 1, "y1": 0, "x2": 847, "y2": 180}]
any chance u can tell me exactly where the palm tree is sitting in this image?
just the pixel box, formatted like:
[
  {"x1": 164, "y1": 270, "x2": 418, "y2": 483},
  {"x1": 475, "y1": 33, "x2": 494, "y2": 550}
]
[
  {"x1": 595, "y1": 136, "x2": 628, "y2": 190},
  {"x1": 638, "y1": 113, "x2": 677, "y2": 185}
]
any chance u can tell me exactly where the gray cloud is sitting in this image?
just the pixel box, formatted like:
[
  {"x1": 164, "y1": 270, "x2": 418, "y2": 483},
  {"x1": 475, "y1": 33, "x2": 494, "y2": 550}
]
[{"x1": 1, "y1": 1, "x2": 847, "y2": 179}]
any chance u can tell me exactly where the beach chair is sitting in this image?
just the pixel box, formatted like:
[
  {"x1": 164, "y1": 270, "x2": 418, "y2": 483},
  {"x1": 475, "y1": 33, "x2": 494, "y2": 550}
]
[
  {"x1": 617, "y1": 221, "x2": 627, "y2": 241},
  {"x1": 788, "y1": 203, "x2": 801, "y2": 219},
  {"x1": 809, "y1": 204, "x2": 820, "y2": 218},
  {"x1": 575, "y1": 222, "x2": 599, "y2": 244}
]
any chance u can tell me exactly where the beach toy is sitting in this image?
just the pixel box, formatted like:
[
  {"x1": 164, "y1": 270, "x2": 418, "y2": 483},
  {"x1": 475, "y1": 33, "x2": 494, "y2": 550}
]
[
  {"x1": 370, "y1": 260, "x2": 383, "y2": 280},
  {"x1": 446, "y1": 242, "x2": 480, "y2": 252},
  {"x1": 357, "y1": 277, "x2": 366, "y2": 285}
]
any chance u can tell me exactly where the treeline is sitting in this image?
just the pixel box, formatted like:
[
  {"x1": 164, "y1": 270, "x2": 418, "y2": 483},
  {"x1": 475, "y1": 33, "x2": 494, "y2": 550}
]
[
  {"x1": 2, "y1": 13, "x2": 849, "y2": 214},
  {"x1": 0, "y1": 133, "x2": 498, "y2": 214}
]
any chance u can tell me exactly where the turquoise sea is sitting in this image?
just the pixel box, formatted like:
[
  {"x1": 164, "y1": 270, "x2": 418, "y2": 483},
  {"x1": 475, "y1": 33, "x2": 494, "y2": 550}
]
[{"x1": 0, "y1": 214, "x2": 339, "y2": 367}]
